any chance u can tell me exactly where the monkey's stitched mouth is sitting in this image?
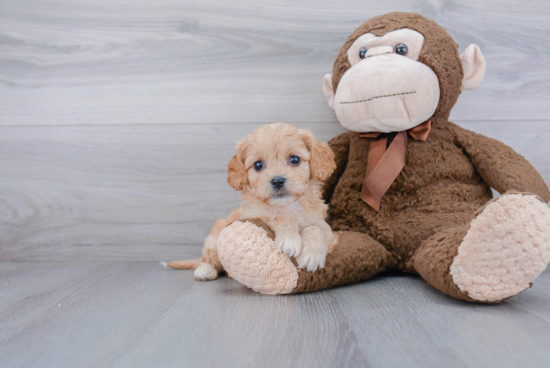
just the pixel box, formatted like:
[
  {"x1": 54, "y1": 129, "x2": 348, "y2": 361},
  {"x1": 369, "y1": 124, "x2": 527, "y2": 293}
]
[{"x1": 340, "y1": 91, "x2": 417, "y2": 105}]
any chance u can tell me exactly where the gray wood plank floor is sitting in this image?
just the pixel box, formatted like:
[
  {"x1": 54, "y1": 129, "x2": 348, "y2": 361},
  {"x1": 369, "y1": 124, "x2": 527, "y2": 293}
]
[{"x1": 1, "y1": 262, "x2": 549, "y2": 368}]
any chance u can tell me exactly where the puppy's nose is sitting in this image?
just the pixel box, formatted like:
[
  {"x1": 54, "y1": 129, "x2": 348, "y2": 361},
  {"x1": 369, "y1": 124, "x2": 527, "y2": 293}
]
[{"x1": 270, "y1": 176, "x2": 286, "y2": 190}]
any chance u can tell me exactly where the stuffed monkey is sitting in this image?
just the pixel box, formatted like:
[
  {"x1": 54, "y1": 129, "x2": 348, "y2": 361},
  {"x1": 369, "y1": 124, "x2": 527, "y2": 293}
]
[{"x1": 216, "y1": 12, "x2": 550, "y2": 302}]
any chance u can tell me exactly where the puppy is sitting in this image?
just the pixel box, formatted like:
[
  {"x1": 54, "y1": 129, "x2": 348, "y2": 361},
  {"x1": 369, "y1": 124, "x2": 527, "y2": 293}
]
[{"x1": 167, "y1": 123, "x2": 338, "y2": 280}]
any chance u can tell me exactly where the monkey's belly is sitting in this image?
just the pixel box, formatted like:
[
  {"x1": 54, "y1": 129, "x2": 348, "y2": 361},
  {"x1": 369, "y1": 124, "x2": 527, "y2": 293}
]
[{"x1": 328, "y1": 180, "x2": 493, "y2": 267}]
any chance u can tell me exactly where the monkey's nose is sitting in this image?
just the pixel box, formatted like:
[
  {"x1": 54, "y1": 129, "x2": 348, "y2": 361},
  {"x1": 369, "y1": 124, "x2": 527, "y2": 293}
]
[{"x1": 270, "y1": 176, "x2": 286, "y2": 190}]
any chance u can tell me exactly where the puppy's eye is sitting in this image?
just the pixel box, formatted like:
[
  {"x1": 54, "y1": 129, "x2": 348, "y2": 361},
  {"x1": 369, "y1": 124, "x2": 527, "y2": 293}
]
[
  {"x1": 289, "y1": 156, "x2": 301, "y2": 166},
  {"x1": 394, "y1": 43, "x2": 408, "y2": 56},
  {"x1": 253, "y1": 161, "x2": 264, "y2": 172},
  {"x1": 359, "y1": 47, "x2": 368, "y2": 59}
]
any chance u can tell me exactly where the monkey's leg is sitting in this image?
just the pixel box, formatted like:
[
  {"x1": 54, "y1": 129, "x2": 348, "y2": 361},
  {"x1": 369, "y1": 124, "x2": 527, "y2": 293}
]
[
  {"x1": 410, "y1": 192, "x2": 550, "y2": 303},
  {"x1": 216, "y1": 219, "x2": 397, "y2": 295}
]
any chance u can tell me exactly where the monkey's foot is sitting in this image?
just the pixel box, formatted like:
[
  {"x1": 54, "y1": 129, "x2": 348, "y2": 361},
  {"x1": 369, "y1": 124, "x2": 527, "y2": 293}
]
[
  {"x1": 217, "y1": 220, "x2": 299, "y2": 295},
  {"x1": 450, "y1": 193, "x2": 550, "y2": 302}
]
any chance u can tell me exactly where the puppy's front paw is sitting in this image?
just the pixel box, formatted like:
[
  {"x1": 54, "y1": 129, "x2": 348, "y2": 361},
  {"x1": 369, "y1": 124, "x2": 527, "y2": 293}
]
[
  {"x1": 275, "y1": 232, "x2": 302, "y2": 258},
  {"x1": 296, "y1": 248, "x2": 326, "y2": 272},
  {"x1": 194, "y1": 263, "x2": 219, "y2": 281},
  {"x1": 297, "y1": 226, "x2": 330, "y2": 272}
]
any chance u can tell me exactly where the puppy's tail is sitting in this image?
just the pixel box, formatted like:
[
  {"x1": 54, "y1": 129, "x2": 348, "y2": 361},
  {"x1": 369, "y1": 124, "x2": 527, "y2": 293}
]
[{"x1": 163, "y1": 259, "x2": 202, "y2": 270}]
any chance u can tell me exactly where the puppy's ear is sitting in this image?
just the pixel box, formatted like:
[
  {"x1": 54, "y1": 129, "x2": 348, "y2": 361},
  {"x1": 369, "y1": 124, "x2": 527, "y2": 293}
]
[
  {"x1": 300, "y1": 130, "x2": 336, "y2": 181},
  {"x1": 227, "y1": 142, "x2": 249, "y2": 191}
]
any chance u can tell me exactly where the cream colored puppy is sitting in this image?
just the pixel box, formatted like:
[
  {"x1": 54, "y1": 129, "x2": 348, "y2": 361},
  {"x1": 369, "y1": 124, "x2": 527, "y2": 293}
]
[{"x1": 167, "y1": 123, "x2": 338, "y2": 280}]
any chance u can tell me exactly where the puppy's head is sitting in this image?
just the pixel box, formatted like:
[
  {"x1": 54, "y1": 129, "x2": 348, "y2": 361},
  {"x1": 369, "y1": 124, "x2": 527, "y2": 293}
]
[{"x1": 228, "y1": 123, "x2": 336, "y2": 206}]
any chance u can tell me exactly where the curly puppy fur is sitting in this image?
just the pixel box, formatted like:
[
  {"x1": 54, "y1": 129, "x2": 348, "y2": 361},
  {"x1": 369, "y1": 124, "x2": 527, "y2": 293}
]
[{"x1": 167, "y1": 123, "x2": 337, "y2": 279}]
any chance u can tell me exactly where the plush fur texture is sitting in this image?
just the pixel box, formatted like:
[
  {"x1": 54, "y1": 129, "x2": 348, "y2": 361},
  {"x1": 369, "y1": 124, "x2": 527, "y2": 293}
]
[
  {"x1": 324, "y1": 122, "x2": 550, "y2": 269},
  {"x1": 318, "y1": 14, "x2": 550, "y2": 301},
  {"x1": 217, "y1": 219, "x2": 397, "y2": 295},
  {"x1": 327, "y1": 28, "x2": 441, "y2": 133},
  {"x1": 331, "y1": 12, "x2": 463, "y2": 120},
  {"x1": 214, "y1": 12, "x2": 550, "y2": 301},
  {"x1": 290, "y1": 230, "x2": 397, "y2": 294},
  {"x1": 217, "y1": 219, "x2": 299, "y2": 295},
  {"x1": 450, "y1": 193, "x2": 550, "y2": 302}
]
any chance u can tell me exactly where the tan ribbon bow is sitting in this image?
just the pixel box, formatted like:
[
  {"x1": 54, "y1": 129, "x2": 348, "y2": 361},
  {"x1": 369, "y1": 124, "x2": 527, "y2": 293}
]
[{"x1": 359, "y1": 120, "x2": 431, "y2": 211}]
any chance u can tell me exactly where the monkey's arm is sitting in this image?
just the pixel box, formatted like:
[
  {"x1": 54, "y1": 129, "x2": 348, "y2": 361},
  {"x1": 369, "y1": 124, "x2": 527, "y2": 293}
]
[
  {"x1": 452, "y1": 123, "x2": 550, "y2": 202},
  {"x1": 323, "y1": 132, "x2": 352, "y2": 203}
]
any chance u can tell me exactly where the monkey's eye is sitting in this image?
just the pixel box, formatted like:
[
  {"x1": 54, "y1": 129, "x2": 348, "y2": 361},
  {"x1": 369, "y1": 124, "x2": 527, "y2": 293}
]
[
  {"x1": 253, "y1": 161, "x2": 264, "y2": 171},
  {"x1": 358, "y1": 47, "x2": 368, "y2": 59},
  {"x1": 289, "y1": 156, "x2": 301, "y2": 166},
  {"x1": 394, "y1": 43, "x2": 408, "y2": 56}
]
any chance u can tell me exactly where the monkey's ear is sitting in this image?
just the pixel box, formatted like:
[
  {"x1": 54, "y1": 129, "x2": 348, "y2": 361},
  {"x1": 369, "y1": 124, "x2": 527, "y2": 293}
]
[
  {"x1": 322, "y1": 74, "x2": 335, "y2": 110},
  {"x1": 460, "y1": 44, "x2": 486, "y2": 91},
  {"x1": 227, "y1": 153, "x2": 248, "y2": 191}
]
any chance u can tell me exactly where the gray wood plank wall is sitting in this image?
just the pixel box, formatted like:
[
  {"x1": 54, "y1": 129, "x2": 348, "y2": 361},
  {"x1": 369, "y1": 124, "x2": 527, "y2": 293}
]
[{"x1": 1, "y1": 0, "x2": 549, "y2": 260}]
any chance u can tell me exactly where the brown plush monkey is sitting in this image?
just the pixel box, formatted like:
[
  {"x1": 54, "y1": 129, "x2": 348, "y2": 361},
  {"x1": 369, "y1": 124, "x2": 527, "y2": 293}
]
[{"x1": 216, "y1": 12, "x2": 550, "y2": 302}]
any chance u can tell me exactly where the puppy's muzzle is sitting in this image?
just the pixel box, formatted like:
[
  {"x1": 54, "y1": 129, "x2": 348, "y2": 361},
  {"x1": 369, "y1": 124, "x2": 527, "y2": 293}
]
[{"x1": 270, "y1": 176, "x2": 286, "y2": 190}]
